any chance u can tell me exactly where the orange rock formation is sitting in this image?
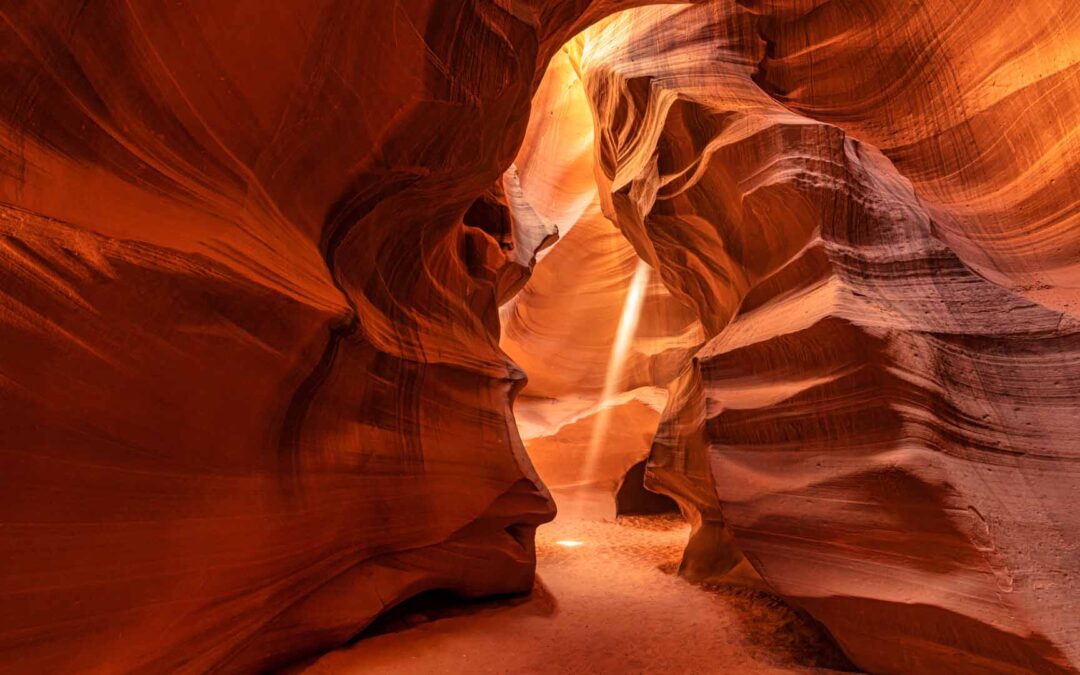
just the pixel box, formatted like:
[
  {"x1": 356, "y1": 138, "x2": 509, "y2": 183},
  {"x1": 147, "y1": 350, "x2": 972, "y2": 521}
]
[
  {"x1": 576, "y1": 5, "x2": 1080, "y2": 673},
  {"x1": 1, "y1": 1, "x2": 1077, "y2": 673}
]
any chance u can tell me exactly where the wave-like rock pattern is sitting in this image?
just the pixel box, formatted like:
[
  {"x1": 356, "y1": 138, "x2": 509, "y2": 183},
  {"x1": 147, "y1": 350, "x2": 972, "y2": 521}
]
[
  {"x1": 2, "y1": 0, "x2": 1078, "y2": 672},
  {"x1": 0, "y1": 1, "x2": 688, "y2": 671},
  {"x1": 498, "y1": 42, "x2": 702, "y2": 517},
  {"x1": 500, "y1": 44, "x2": 703, "y2": 400},
  {"x1": 577, "y1": 3, "x2": 1080, "y2": 673}
]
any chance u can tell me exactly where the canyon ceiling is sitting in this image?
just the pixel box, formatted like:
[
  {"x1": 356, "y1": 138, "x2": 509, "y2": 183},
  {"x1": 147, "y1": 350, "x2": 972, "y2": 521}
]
[{"x1": 1, "y1": 1, "x2": 1078, "y2": 673}]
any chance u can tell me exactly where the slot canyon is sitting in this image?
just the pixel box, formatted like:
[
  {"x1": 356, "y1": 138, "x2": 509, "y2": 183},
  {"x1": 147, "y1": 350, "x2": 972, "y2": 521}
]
[{"x1": 1, "y1": 1, "x2": 1079, "y2": 673}]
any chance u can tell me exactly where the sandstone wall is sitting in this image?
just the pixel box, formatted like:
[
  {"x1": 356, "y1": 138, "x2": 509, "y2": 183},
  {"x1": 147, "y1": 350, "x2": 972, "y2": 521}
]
[{"x1": 576, "y1": 4, "x2": 1080, "y2": 672}]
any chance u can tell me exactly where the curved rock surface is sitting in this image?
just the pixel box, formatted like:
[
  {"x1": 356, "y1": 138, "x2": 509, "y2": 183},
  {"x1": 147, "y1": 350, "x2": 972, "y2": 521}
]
[
  {"x1": 499, "y1": 43, "x2": 702, "y2": 517},
  {"x1": 575, "y1": 3, "x2": 1080, "y2": 673},
  {"x1": 0, "y1": 1, "x2": 677, "y2": 671},
  {"x1": 500, "y1": 44, "x2": 703, "y2": 400},
  {"x1": 2, "y1": 0, "x2": 1078, "y2": 673}
]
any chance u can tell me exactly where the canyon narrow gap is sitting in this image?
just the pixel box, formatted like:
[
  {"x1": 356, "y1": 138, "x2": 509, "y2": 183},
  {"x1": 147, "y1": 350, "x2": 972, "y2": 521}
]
[
  {"x1": 1, "y1": 2, "x2": 1079, "y2": 674},
  {"x1": 298, "y1": 516, "x2": 854, "y2": 674}
]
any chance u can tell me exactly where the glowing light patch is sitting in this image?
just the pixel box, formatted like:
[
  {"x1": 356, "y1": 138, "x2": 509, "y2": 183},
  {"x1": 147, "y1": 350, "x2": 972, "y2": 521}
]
[
  {"x1": 578, "y1": 259, "x2": 651, "y2": 487},
  {"x1": 555, "y1": 540, "x2": 585, "y2": 548}
]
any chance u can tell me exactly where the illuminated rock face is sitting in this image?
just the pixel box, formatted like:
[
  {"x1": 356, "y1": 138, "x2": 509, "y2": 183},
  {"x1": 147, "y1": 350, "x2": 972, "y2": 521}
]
[
  {"x1": 500, "y1": 45, "x2": 702, "y2": 518},
  {"x1": 0, "y1": 1, "x2": 665, "y2": 671},
  {"x1": 576, "y1": 3, "x2": 1080, "y2": 674},
  {"x1": 1, "y1": 1, "x2": 1078, "y2": 674}
]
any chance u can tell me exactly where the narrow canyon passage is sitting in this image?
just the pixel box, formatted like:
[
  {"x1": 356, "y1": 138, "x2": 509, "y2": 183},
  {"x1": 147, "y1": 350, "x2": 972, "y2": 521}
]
[
  {"x1": 300, "y1": 514, "x2": 850, "y2": 674},
  {"x1": 2, "y1": 2, "x2": 1079, "y2": 674},
  {"x1": 298, "y1": 41, "x2": 858, "y2": 664}
]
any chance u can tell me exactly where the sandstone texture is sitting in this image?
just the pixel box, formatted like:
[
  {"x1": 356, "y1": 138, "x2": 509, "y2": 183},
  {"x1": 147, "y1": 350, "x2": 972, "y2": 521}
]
[
  {"x1": 575, "y1": 4, "x2": 1080, "y2": 673},
  {"x1": 1, "y1": 1, "x2": 1078, "y2": 673},
  {"x1": 500, "y1": 43, "x2": 703, "y2": 519},
  {"x1": 0, "y1": 2, "x2": 658, "y2": 671}
]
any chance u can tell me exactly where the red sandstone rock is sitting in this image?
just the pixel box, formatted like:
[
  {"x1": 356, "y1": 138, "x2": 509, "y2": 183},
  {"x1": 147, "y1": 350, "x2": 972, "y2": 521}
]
[
  {"x1": 0, "y1": 1, "x2": 670, "y2": 671},
  {"x1": 576, "y1": 4, "x2": 1080, "y2": 673},
  {"x1": 514, "y1": 391, "x2": 666, "y2": 518},
  {"x1": 498, "y1": 44, "x2": 701, "y2": 518},
  {"x1": 2, "y1": 0, "x2": 1078, "y2": 673}
]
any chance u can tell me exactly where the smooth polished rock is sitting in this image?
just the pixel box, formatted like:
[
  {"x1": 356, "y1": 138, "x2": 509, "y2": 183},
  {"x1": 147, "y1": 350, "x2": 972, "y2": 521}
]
[{"x1": 576, "y1": 4, "x2": 1080, "y2": 673}]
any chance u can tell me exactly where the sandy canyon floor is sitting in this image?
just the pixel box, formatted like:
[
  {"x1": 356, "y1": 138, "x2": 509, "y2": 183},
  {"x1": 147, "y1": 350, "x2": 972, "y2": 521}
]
[{"x1": 298, "y1": 514, "x2": 855, "y2": 674}]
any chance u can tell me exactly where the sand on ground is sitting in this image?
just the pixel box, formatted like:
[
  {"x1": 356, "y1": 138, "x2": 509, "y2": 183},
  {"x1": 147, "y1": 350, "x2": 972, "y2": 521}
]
[{"x1": 298, "y1": 514, "x2": 854, "y2": 674}]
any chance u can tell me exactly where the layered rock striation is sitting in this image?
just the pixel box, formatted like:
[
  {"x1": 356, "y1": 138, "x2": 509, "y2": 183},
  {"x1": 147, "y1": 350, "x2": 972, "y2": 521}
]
[
  {"x1": 499, "y1": 43, "x2": 702, "y2": 517},
  {"x1": 575, "y1": 3, "x2": 1080, "y2": 673},
  {"x1": 0, "y1": 1, "x2": 673, "y2": 671},
  {"x1": 1, "y1": 0, "x2": 1078, "y2": 673}
]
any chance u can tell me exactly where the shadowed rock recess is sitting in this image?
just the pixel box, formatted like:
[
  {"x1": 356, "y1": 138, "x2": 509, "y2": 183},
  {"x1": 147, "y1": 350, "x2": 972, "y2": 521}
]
[{"x1": 1, "y1": 1, "x2": 1077, "y2": 673}]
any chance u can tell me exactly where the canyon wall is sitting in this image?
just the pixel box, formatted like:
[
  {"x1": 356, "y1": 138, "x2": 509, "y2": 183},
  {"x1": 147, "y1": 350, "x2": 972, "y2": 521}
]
[
  {"x1": 499, "y1": 45, "x2": 702, "y2": 517},
  {"x1": 2, "y1": 0, "x2": 1078, "y2": 673},
  {"x1": 576, "y1": 3, "x2": 1080, "y2": 673},
  {"x1": 0, "y1": 1, "x2": 680, "y2": 671}
]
